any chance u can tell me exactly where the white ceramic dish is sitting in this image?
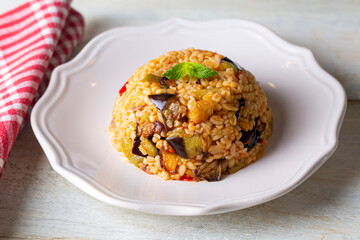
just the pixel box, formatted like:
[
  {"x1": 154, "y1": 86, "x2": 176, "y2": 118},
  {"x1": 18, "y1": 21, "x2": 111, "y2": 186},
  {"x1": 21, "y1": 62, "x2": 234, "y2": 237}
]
[{"x1": 31, "y1": 18, "x2": 346, "y2": 215}]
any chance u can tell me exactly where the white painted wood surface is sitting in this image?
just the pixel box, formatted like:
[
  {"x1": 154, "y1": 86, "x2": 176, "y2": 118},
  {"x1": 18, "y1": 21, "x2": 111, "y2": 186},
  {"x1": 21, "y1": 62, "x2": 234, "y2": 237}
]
[
  {"x1": 2, "y1": 0, "x2": 360, "y2": 99},
  {"x1": 1, "y1": 1, "x2": 360, "y2": 239}
]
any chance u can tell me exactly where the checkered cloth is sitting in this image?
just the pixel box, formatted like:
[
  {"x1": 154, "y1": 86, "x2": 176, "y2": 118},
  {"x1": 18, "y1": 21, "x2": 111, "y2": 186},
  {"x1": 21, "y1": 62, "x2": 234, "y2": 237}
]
[{"x1": 0, "y1": 0, "x2": 85, "y2": 176}]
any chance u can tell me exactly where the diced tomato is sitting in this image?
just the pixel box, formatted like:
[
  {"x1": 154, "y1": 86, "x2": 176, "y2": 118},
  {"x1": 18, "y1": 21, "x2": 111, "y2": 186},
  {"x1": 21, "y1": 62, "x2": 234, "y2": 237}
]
[
  {"x1": 119, "y1": 81, "x2": 128, "y2": 95},
  {"x1": 168, "y1": 145, "x2": 175, "y2": 153},
  {"x1": 180, "y1": 175, "x2": 194, "y2": 181}
]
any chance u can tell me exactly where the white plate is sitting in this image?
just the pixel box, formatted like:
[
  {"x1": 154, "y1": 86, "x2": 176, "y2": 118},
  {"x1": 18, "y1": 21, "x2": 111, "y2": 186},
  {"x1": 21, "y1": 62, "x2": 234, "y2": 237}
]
[{"x1": 31, "y1": 18, "x2": 346, "y2": 215}]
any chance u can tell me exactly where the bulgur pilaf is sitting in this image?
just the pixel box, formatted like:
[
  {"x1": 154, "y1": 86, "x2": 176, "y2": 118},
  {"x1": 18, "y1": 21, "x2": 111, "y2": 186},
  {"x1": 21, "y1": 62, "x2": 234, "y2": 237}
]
[{"x1": 109, "y1": 48, "x2": 272, "y2": 181}]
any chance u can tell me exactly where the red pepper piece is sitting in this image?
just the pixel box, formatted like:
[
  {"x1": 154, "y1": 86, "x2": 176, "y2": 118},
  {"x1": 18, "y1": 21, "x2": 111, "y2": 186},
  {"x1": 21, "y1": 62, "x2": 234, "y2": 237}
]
[
  {"x1": 119, "y1": 81, "x2": 128, "y2": 95},
  {"x1": 180, "y1": 175, "x2": 194, "y2": 181}
]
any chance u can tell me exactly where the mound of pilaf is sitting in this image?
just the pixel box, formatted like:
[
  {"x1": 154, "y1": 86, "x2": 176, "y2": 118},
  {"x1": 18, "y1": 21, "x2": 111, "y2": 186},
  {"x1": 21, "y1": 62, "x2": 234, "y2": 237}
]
[{"x1": 109, "y1": 48, "x2": 272, "y2": 181}]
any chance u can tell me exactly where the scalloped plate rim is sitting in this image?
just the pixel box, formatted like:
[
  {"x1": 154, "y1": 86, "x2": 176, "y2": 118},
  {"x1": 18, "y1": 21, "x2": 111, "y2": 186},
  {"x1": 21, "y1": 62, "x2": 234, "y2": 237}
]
[{"x1": 31, "y1": 18, "x2": 347, "y2": 215}]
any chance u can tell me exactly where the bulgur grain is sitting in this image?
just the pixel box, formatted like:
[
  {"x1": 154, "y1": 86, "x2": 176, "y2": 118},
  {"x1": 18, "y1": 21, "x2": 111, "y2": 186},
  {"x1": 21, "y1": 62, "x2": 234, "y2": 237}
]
[{"x1": 109, "y1": 48, "x2": 272, "y2": 181}]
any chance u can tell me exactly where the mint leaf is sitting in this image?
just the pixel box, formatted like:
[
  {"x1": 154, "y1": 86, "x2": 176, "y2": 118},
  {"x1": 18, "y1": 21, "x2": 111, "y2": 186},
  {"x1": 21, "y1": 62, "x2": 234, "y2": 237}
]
[
  {"x1": 162, "y1": 63, "x2": 188, "y2": 80},
  {"x1": 162, "y1": 62, "x2": 217, "y2": 80}
]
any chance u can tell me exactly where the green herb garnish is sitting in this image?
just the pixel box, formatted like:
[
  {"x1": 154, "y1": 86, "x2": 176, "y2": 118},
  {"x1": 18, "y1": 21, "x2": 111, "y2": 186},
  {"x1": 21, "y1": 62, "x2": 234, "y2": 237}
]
[{"x1": 162, "y1": 62, "x2": 217, "y2": 80}]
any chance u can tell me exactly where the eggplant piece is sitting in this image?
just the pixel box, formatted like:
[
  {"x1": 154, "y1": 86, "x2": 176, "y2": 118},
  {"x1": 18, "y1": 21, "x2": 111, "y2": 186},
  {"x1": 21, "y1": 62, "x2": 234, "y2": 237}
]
[
  {"x1": 240, "y1": 119, "x2": 266, "y2": 151},
  {"x1": 119, "y1": 137, "x2": 144, "y2": 165},
  {"x1": 209, "y1": 159, "x2": 224, "y2": 181},
  {"x1": 141, "y1": 121, "x2": 165, "y2": 138},
  {"x1": 154, "y1": 121, "x2": 166, "y2": 135},
  {"x1": 160, "y1": 76, "x2": 176, "y2": 88},
  {"x1": 239, "y1": 97, "x2": 245, "y2": 108},
  {"x1": 141, "y1": 74, "x2": 176, "y2": 88},
  {"x1": 240, "y1": 129, "x2": 258, "y2": 151},
  {"x1": 141, "y1": 73, "x2": 161, "y2": 83},
  {"x1": 235, "y1": 97, "x2": 246, "y2": 120},
  {"x1": 148, "y1": 93, "x2": 175, "y2": 111},
  {"x1": 202, "y1": 152, "x2": 209, "y2": 160},
  {"x1": 183, "y1": 136, "x2": 203, "y2": 159},
  {"x1": 208, "y1": 159, "x2": 224, "y2": 182},
  {"x1": 163, "y1": 98, "x2": 187, "y2": 122},
  {"x1": 131, "y1": 136, "x2": 147, "y2": 157},
  {"x1": 196, "y1": 159, "x2": 223, "y2": 181},
  {"x1": 167, "y1": 136, "x2": 203, "y2": 159},
  {"x1": 167, "y1": 136, "x2": 188, "y2": 159},
  {"x1": 221, "y1": 57, "x2": 243, "y2": 72},
  {"x1": 160, "y1": 112, "x2": 169, "y2": 131},
  {"x1": 131, "y1": 122, "x2": 146, "y2": 157},
  {"x1": 141, "y1": 138, "x2": 158, "y2": 157}
]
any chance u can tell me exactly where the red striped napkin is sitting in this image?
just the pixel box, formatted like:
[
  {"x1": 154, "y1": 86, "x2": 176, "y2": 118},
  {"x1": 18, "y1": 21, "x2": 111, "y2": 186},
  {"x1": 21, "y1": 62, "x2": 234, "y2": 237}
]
[{"x1": 0, "y1": 0, "x2": 85, "y2": 176}]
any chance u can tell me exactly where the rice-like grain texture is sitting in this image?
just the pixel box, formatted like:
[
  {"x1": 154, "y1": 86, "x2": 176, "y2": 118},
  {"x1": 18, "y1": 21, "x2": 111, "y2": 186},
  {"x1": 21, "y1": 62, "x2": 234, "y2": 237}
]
[{"x1": 109, "y1": 48, "x2": 272, "y2": 181}]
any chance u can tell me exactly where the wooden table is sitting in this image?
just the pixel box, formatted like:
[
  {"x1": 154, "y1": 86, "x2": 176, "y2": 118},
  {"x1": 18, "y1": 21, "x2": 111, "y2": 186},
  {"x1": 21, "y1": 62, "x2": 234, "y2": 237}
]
[
  {"x1": 1, "y1": 1, "x2": 360, "y2": 239},
  {"x1": 0, "y1": 101, "x2": 358, "y2": 239}
]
